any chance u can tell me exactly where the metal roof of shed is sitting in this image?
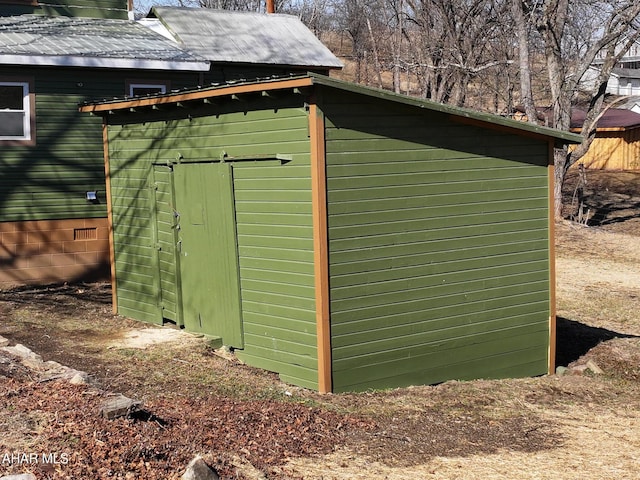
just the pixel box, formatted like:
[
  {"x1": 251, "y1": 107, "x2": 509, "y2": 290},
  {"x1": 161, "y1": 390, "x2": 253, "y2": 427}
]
[
  {"x1": 149, "y1": 7, "x2": 343, "y2": 70},
  {"x1": 0, "y1": 14, "x2": 209, "y2": 70},
  {"x1": 81, "y1": 73, "x2": 581, "y2": 145}
]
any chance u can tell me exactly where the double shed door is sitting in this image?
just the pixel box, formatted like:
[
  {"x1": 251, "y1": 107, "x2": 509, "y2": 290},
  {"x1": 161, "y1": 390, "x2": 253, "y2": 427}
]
[{"x1": 152, "y1": 162, "x2": 243, "y2": 348}]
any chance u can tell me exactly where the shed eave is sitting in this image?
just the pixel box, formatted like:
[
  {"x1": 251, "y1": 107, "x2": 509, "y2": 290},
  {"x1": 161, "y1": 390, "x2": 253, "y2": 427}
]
[
  {"x1": 306, "y1": 73, "x2": 583, "y2": 145},
  {"x1": 80, "y1": 76, "x2": 315, "y2": 113},
  {"x1": 0, "y1": 54, "x2": 210, "y2": 71},
  {"x1": 80, "y1": 72, "x2": 582, "y2": 146}
]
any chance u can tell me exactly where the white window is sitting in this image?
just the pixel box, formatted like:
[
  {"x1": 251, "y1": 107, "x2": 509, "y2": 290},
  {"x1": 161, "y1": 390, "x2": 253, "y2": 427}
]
[
  {"x1": 128, "y1": 83, "x2": 167, "y2": 97},
  {"x1": 0, "y1": 81, "x2": 30, "y2": 141}
]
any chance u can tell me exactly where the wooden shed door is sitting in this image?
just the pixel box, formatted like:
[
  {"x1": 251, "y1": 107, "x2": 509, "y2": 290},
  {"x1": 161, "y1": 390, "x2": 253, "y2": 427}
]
[
  {"x1": 173, "y1": 162, "x2": 243, "y2": 348},
  {"x1": 151, "y1": 165, "x2": 183, "y2": 326}
]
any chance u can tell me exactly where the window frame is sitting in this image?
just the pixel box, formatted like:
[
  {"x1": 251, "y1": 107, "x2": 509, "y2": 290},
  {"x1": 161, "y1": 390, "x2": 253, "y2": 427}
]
[
  {"x1": 0, "y1": 78, "x2": 35, "y2": 146},
  {"x1": 126, "y1": 81, "x2": 170, "y2": 98}
]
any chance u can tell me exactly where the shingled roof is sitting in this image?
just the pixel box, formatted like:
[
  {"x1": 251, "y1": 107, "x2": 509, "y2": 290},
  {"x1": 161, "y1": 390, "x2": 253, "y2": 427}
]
[
  {"x1": 0, "y1": 14, "x2": 209, "y2": 70},
  {"x1": 149, "y1": 6, "x2": 343, "y2": 70}
]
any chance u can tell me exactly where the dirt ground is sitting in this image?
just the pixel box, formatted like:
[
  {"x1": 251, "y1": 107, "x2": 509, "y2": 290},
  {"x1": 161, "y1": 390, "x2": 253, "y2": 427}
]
[{"x1": 1, "y1": 170, "x2": 640, "y2": 479}]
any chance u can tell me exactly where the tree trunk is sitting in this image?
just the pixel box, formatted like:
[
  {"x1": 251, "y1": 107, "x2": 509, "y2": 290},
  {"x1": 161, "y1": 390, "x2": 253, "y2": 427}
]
[
  {"x1": 512, "y1": 1, "x2": 537, "y2": 124},
  {"x1": 366, "y1": 17, "x2": 384, "y2": 89},
  {"x1": 393, "y1": 0, "x2": 403, "y2": 94},
  {"x1": 553, "y1": 147, "x2": 569, "y2": 220}
]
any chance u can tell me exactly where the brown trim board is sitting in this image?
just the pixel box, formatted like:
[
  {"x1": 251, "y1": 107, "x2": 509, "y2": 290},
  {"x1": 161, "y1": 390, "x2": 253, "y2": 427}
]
[
  {"x1": 309, "y1": 94, "x2": 332, "y2": 394},
  {"x1": 102, "y1": 122, "x2": 118, "y2": 314},
  {"x1": 80, "y1": 77, "x2": 315, "y2": 114},
  {"x1": 547, "y1": 141, "x2": 557, "y2": 375}
]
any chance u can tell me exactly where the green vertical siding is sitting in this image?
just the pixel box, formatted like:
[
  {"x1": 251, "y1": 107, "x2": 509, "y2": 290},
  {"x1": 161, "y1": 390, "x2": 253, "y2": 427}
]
[
  {"x1": 0, "y1": 67, "x2": 199, "y2": 223},
  {"x1": 107, "y1": 97, "x2": 318, "y2": 389},
  {"x1": 322, "y1": 89, "x2": 551, "y2": 392}
]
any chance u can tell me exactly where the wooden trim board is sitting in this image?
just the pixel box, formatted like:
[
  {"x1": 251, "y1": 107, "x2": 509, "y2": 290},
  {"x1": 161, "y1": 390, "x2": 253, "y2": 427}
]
[
  {"x1": 103, "y1": 122, "x2": 118, "y2": 314},
  {"x1": 547, "y1": 141, "x2": 557, "y2": 375},
  {"x1": 309, "y1": 94, "x2": 332, "y2": 393},
  {"x1": 80, "y1": 77, "x2": 315, "y2": 113}
]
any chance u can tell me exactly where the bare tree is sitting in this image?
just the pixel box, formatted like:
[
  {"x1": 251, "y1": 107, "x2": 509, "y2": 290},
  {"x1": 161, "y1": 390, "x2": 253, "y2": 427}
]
[
  {"x1": 283, "y1": 0, "x2": 334, "y2": 36},
  {"x1": 134, "y1": 0, "x2": 262, "y2": 14},
  {"x1": 196, "y1": 0, "x2": 264, "y2": 10},
  {"x1": 134, "y1": 0, "x2": 640, "y2": 220},
  {"x1": 513, "y1": 0, "x2": 538, "y2": 123},
  {"x1": 514, "y1": 0, "x2": 640, "y2": 219},
  {"x1": 332, "y1": 0, "x2": 382, "y2": 84},
  {"x1": 402, "y1": 0, "x2": 511, "y2": 106}
]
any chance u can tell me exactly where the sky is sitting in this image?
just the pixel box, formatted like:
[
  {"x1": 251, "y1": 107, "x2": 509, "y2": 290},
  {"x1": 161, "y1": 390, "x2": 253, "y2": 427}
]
[{"x1": 134, "y1": 0, "x2": 187, "y2": 15}]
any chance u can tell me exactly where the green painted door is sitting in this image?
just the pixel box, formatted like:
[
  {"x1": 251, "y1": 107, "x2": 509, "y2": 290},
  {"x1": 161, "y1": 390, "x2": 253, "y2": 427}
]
[
  {"x1": 174, "y1": 162, "x2": 243, "y2": 347},
  {"x1": 151, "y1": 165, "x2": 183, "y2": 326}
]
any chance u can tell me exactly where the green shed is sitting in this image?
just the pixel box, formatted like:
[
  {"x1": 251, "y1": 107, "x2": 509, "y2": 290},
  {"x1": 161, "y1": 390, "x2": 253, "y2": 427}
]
[{"x1": 81, "y1": 74, "x2": 580, "y2": 393}]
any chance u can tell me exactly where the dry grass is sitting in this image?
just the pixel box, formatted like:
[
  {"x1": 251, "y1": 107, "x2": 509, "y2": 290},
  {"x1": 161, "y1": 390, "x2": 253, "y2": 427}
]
[
  {"x1": 280, "y1": 171, "x2": 640, "y2": 479},
  {"x1": 556, "y1": 222, "x2": 640, "y2": 333}
]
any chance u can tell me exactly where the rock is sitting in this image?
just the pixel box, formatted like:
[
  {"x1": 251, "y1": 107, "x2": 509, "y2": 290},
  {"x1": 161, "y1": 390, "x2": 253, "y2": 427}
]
[
  {"x1": 0, "y1": 474, "x2": 37, "y2": 480},
  {"x1": 21, "y1": 357, "x2": 46, "y2": 370},
  {"x1": 555, "y1": 366, "x2": 568, "y2": 376},
  {"x1": 568, "y1": 359, "x2": 604, "y2": 376},
  {"x1": 100, "y1": 394, "x2": 143, "y2": 419},
  {"x1": 68, "y1": 371, "x2": 91, "y2": 385},
  {"x1": 181, "y1": 455, "x2": 219, "y2": 480},
  {"x1": 568, "y1": 364, "x2": 588, "y2": 375},
  {"x1": 44, "y1": 360, "x2": 64, "y2": 370},
  {"x1": 12, "y1": 344, "x2": 42, "y2": 361},
  {"x1": 586, "y1": 360, "x2": 604, "y2": 374},
  {"x1": 1, "y1": 344, "x2": 44, "y2": 370},
  {"x1": 1, "y1": 344, "x2": 93, "y2": 384},
  {"x1": 0, "y1": 335, "x2": 9, "y2": 347},
  {"x1": 230, "y1": 455, "x2": 267, "y2": 480},
  {"x1": 2, "y1": 343, "x2": 42, "y2": 361}
]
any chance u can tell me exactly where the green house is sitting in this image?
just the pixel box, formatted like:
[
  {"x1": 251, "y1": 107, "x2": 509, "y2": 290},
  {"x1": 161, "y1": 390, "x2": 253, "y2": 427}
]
[
  {"x1": 0, "y1": 0, "x2": 208, "y2": 287},
  {"x1": 82, "y1": 74, "x2": 580, "y2": 393},
  {"x1": 0, "y1": 1, "x2": 340, "y2": 288}
]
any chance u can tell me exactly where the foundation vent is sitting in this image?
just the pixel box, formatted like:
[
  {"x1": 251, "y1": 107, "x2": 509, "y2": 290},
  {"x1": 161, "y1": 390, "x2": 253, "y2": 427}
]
[{"x1": 74, "y1": 227, "x2": 97, "y2": 240}]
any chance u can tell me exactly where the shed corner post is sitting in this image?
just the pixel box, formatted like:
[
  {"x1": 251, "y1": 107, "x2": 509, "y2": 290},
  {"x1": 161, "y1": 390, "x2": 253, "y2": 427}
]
[
  {"x1": 102, "y1": 121, "x2": 118, "y2": 315},
  {"x1": 309, "y1": 90, "x2": 332, "y2": 394},
  {"x1": 547, "y1": 140, "x2": 557, "y2": 375}
]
